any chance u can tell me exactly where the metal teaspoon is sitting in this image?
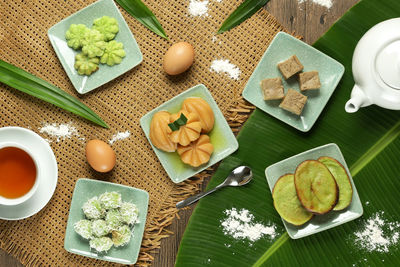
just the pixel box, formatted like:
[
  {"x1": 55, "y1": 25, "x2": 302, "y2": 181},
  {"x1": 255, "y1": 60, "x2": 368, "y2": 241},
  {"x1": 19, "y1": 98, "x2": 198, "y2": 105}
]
[{"x1": 176, "y1": 166, "x2": 253, "y2": 209}]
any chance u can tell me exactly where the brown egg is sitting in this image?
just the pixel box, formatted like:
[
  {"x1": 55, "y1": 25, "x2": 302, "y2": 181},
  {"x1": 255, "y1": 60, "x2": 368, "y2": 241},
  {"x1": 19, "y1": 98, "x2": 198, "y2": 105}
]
[
  {"x1": 86, "y1": 140, "x2": 116, "y2": 172},
  {"x1": 163, "y1": 42, "x2": 195, "y2": 75}
]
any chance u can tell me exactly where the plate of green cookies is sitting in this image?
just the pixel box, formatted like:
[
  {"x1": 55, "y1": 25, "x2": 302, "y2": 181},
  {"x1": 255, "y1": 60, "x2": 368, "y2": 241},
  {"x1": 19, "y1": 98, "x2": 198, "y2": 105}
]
[{"x1": 48, "y1": 0, "x2": 142, "y2": 94}]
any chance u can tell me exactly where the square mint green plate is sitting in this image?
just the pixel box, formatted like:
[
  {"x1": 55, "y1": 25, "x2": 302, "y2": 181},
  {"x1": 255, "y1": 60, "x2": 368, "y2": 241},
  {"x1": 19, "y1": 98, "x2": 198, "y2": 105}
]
[
  {"x1": 64, "y1": 179, "x2": 149, "y2": 265},
  {"x1": 140, "y1": 84, "x2": 239, "y2": 183},
  {"x1": 265, "y1": 143, "x2": 363, "y2": 239},
  {"x1": 48, "y1": 0, "x2": 142, "y2": 94},
  {"x1": 242, "y1": 32, "x2": 344, "y2": 132}
]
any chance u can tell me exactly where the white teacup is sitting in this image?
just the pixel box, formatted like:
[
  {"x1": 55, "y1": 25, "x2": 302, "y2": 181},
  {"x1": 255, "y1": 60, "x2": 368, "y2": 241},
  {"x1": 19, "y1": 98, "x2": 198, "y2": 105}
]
[{"x1": 0, "y1": 142, "x2": 41, "y2": 206}]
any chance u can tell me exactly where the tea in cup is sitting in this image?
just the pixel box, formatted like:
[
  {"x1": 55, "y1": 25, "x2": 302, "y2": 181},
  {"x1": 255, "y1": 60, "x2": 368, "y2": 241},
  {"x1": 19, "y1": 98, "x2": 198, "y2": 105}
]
[{"x1": 0, "y1": 142, "x2": 40, "y2": 206}]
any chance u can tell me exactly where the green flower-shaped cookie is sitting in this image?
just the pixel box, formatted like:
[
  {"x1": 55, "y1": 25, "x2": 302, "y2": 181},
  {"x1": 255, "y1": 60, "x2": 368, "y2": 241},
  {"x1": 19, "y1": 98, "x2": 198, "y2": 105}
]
[
  {"x1": 74, "y1": 53, "x2": 99, "y2": 76},
  {"x1": 82, "y1": 29, "x2": 106, "y2": 58},
  {"x1": 92, "y1": 16, "x2": 119, "y2": 41},
  {"x1": 100, "y1": 41, "x2": 126, "y2": 66},
  {"x1": 65, "y1": 24, "x2": 90, "y2": 50}
]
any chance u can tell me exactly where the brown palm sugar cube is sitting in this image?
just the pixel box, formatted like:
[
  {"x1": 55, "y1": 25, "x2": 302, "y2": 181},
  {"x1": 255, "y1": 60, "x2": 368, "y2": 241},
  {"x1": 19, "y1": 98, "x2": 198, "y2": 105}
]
[
  {"x1": 277, "y1": 55, "x2": 304, "y2": 79},
  {"x1": 279, "y1": 89, "x2": 307, "y2": 115},
  {"x1": 260, "y1": 77, "x2": 284, "y2": 100},
  {"x1": 299, "y1": 71, "x2": 321, "y2": 91}
]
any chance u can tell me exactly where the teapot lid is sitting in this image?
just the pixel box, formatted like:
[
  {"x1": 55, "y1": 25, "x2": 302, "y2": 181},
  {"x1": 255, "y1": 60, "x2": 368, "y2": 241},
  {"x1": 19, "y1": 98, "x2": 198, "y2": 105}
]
[{"x1": 376, "y1": 40, "x2": 400, "y2": 90}]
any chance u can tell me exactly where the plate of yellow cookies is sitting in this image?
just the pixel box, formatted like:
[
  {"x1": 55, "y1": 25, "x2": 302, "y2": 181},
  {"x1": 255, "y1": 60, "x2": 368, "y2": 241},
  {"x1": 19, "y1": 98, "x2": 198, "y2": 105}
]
[{"x1": 140, "y1": 84, "x2": 238, "y2": 183}]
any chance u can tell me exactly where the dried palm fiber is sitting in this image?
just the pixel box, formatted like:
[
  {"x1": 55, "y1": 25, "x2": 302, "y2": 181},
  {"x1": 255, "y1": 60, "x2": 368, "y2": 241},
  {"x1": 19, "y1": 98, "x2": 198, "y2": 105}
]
[{"x1": 0, "y1": 0, "x2": 288, "y2": 266}]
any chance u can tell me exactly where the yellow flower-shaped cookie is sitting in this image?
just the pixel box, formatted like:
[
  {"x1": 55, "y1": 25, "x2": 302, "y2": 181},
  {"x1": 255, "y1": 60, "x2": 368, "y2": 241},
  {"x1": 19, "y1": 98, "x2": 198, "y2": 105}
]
[
  {"x1": 149, "y1": 111, "x2": 177, "y2": 152},
  {"x1": 168, "y1": 110, "x2": 202, "y2": 146},
  {"x1": 177, "y1": 135, "x2": 214, "y2": 167}
]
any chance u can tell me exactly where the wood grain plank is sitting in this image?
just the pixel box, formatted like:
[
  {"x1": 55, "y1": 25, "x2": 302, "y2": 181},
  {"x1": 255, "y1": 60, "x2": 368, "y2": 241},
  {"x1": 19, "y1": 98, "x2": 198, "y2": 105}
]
[
  {"x1": 0, "y1": 0, "x2": 358, "y2": 266},
  {"x1": 0, "y1": 250, "x2": 23, "y2": 267}
]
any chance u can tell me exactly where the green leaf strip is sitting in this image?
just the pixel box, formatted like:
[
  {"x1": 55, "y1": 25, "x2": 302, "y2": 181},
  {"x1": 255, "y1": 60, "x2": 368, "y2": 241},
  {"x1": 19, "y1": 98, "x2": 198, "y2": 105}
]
[
  {"x1": 115, "y1": 0, "x2": 168, "y2": 39},
  {"x1": 252, "y1": 233, "x2": 289, "y2": 267},
  {"x1": 217, "y1": 0, "x2": 270, "y2": 34},
  {"x1": 168, "y1": 122, "x2": 179, "y2": 131},
  {"x1": 168, "y1": 113, "x2": 188, "y2": 131},
  {"x1": 349, "y1": 120, "x2": 400, "y2": 177},
  {"x1": 176, "y1": 113, "x2": 188, "y2": 126},
  {"x1": 0, "y1": 60, "x2": 109, "y2": 128}
]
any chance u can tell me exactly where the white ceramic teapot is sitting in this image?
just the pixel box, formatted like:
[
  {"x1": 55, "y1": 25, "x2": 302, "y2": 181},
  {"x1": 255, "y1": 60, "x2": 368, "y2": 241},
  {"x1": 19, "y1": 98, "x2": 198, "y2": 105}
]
[{"x1": 345, "y1": 18, "x2": 400, "y2": 113}]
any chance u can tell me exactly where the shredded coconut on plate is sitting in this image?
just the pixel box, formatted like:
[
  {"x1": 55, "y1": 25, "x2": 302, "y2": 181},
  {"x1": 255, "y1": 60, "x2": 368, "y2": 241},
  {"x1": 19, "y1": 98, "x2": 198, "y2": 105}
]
[
  {"x1": 109, "y1": 131, "x2": 131, "y2": 145},
  {"x1": 298, "y1": 0, "x2": 333, "y2": 9},
  {"x1": 221, "y1": 208, "x2": 277, "y2": 242},
  {"x1": 353, "y1": 211, "x2": 400, "y2": 253},
  {"x1": 210, "y1": 59, "x2": 241, "y2": 80},
  {"x1": 39, "y1": 123, "x2": 79, "y2": 142},
  {"x1": 188, "y1": 0, "x2": 209, "y2": 17}
]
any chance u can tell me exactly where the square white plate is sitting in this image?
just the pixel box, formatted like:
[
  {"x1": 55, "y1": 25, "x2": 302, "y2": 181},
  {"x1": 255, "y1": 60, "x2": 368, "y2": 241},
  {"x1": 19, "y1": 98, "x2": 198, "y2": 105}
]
[
  {"x1": 64, "y1": 178, "x2": 149, "y2": 264},
  {"x1": 242, "y1": 32, "x2": 344, "y2": 132},
  {"x1": 48, "y1": 0, "x2": 142, "y2": 94},
  {"x1": 140, "y1": 84, "x2": 238, "y2": 183},
  {"x1": 265, "y1": 143, "x2": 363, "y2": 239}
]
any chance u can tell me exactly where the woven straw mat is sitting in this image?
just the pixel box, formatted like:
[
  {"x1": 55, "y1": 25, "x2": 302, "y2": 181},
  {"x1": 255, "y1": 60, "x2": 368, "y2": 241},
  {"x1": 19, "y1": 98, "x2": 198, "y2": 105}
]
[{"x1": 0, "y1": 0, "x2": 286, "y2": 266}]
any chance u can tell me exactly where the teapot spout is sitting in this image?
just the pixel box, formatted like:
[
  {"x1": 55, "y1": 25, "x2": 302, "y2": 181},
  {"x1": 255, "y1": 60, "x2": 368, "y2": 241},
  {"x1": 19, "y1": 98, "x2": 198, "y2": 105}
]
[{"x1": 345, "y1": 85, "x2": 372, "y2": 113}]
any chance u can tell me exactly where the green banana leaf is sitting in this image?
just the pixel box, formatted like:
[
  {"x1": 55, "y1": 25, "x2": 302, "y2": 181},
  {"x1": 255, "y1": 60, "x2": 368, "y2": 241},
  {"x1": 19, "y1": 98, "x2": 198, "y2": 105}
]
[
  {"x1": 176, "y1": 0, "x2": 400, "y2": 266},
  {"x1": 115, "y1": 0, "x2": 168, "y2": 39},
  {"x1": 0, "y1": 60, "x2": 108, "y2": 128},
  {"x1": 217, "y1": 0, "x2": 270, "y2": 34}
]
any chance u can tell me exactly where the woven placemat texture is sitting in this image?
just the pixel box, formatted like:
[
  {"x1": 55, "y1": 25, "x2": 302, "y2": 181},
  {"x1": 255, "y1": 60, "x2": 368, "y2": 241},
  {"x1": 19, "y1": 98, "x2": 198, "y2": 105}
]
[{"x1": 0, "y1": 0, "x2": 286, "y2": 266}]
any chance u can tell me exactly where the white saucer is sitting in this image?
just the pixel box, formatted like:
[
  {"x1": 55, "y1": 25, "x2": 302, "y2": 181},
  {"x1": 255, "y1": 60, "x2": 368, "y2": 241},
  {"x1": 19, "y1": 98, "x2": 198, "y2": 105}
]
[{"x1": 0, "y1": 127, "x2": 58, "y2": 220}]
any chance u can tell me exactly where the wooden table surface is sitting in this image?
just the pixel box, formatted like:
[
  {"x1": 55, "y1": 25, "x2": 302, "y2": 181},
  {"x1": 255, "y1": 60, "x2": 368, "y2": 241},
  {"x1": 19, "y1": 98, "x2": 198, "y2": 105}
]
[{"x1": 0, "y1": 0, "x2": 358, "y2": 266}]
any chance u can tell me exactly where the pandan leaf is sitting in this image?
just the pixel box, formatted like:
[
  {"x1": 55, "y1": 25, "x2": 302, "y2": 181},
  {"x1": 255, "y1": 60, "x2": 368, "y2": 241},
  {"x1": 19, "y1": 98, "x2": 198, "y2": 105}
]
[
  {"x1": 217, "y1": 0, "x2": 270, "y2": 34},
  {"x1": 168, "y1": 113, "x2": 188, "y2": 131},
  {"x1": 115, "y1": 0, "x2": 168, "y2": 40},
  {"x1": 176, "y1": 113, "x2": 188, "y2": 126},
  {"x1": 176, "y1": 0, "x2": 400, "y2": 265},
  {"x1": 168, "y1": 123, "x2": 179, "y2": 132},
  {"x1": 0, "y1": 60, "x2": 108, "y2": 128}
]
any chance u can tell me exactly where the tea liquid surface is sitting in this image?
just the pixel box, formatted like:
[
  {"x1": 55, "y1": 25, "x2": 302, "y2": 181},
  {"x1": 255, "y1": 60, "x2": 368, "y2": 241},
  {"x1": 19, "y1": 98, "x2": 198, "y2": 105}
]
[{"x1": 0, "y1": 147, "x2": 36, "y2": 199}]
